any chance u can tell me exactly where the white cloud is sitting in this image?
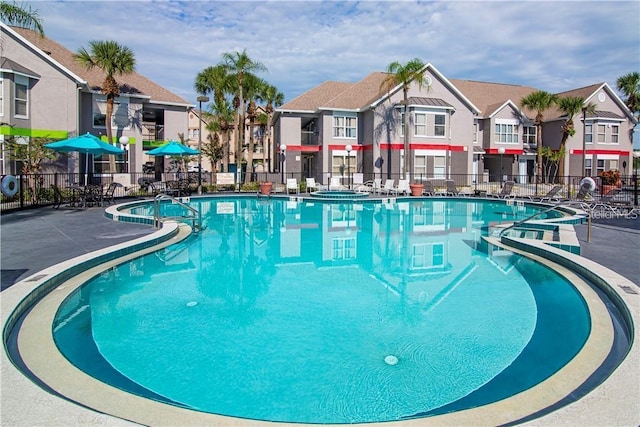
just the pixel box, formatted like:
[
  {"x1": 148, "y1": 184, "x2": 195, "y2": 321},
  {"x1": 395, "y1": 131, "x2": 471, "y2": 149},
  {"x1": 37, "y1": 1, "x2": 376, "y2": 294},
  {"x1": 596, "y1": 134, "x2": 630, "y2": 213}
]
[{"x1": 32, "y1": 0, "x2": 640, "y2": 105}]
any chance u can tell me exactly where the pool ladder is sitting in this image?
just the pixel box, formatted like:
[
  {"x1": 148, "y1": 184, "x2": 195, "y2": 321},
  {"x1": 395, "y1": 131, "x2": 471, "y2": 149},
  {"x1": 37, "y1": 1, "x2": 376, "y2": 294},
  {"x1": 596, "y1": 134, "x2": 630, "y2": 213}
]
[{"x1": 153, "y1": 194, "x2": 202, "y2": 232}]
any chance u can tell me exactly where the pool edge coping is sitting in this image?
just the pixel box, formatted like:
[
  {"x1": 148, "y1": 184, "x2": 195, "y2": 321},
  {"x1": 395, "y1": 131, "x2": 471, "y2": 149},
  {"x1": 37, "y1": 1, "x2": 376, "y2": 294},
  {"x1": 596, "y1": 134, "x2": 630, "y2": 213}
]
[{"x1": 2, "y1": 198, "x2": 638, "y2": 426}]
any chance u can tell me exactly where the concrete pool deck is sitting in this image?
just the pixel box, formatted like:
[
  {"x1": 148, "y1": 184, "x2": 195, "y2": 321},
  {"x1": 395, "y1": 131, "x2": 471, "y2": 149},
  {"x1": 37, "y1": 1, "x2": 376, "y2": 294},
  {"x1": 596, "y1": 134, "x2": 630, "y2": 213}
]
[{"x1": 1, "y1": 198, "x2": 639, "y2": 426}]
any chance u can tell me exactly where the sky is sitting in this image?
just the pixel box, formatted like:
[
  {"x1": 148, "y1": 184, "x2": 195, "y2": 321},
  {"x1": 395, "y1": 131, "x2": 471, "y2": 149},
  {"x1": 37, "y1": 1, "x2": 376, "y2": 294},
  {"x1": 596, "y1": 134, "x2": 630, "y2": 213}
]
[{"x1": 24, "y1": 0, "x2": 640, "y2": 109}]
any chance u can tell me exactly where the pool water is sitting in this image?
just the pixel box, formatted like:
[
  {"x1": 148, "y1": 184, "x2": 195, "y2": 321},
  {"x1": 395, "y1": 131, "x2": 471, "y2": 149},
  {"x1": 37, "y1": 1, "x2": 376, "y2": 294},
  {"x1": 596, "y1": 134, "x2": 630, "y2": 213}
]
[{"x1": 53, "y1": 198, "x2": 588, "y2": 424}]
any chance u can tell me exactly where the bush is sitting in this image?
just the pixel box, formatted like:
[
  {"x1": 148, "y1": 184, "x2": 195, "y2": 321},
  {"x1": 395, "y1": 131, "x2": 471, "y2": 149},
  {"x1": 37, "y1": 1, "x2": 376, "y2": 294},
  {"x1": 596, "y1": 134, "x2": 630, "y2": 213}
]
[{"x1": 599, "y1": 169, "x2": 620, "y2": 185}]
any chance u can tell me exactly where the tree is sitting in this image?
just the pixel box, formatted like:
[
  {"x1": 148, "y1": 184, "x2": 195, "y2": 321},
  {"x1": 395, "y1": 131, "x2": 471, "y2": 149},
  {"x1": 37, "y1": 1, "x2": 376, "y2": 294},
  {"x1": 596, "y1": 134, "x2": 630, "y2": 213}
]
[
  {"x1": 0, "y1": 1, "x2": 44, "y2": 35},
  {"x1": 74, "y1": 41, "x2": 135, "y2": 172},
  {"x1": 520, "y1": 91, "x2": 558, "y2": 183},
  {"x1": 616, "y1": 71, "x2": 640, "y2": 119},
  {"x1": 380, "y1": 58, "x2": 429, "y2": 180},
  {"x1": 206, "y1": 98, "x2": 235, "y2": 173},
  {"x1": 260, "y1": 84, "x2": 284, "y2": 173},
  {"x1": 221, "y1": 50, "x2": 267, "y2": 177},
  {"x1": 557, "y1": 97, "x2": 595, "y2": 178},
  {"x1": 242, "y1": 74, "x2": 267, "y2": 183},
  {"x1": 195, "y1": 64, "x2": 231, "y2": 107}
]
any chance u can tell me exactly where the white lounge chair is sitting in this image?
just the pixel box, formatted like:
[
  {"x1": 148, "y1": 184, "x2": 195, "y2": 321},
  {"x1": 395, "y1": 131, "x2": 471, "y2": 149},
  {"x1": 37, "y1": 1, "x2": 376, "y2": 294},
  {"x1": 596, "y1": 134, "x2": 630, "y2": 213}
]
[
  {"x1": 329, "y1": 177, "x2": 347, "y2": 191},
  {"x1": 286, "y1": 178, "x2": 299, "y2": 195},
  {"x1": 392, "y1": 179, "x2": 410, "y2": 196},
  {"x1": 380, "y1": 179, "x2": 396, "y2": 195},
  {"x1": 306, "y1": 177, "x2": 326, "y2": 192}
]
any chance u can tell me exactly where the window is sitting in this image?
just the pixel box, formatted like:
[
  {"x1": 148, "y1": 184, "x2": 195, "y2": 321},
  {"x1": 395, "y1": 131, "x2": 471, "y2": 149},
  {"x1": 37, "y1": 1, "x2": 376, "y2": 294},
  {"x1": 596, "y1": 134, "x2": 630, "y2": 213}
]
[
  {"x1": 331, "y1": 152, "x2": 354, "y2": 177},
  {"x1": 14, "y1": 75, "x2": 28, "y2": 118},
  {"x1": 400, "y1": 110, "x2": 405, "y2": 137},
  {"x1": 523, "y1": 126, "x2": 536, "y2": 145},
  {"x1": 434, "y1": 114, "x2": 445, "y2": 137},
  {"x1": 434, "y1": 155, "x2": 446, "y2": 178},
  {"x1": 494, "y1": 122, "x2": 518, "y2": 143},
  {"x1": 333, "y1": 112, "x2": 357, "y2": 138},
  {"x1": 93, "y1": 97, "x2": 130, "y2": 130},
  {"x1": 597, "y1": 125, "x2": 606, "y2": 143},
  {"x1": 473, "y1": 123, "x2": 478, "y2": 143},
  {"x1": 332, "y1": 237, "x2": 356, "y2": 260},
  {"x1": 611, "y1": 125, "x2": 619, "y2": 143},
  {"x1": 92, "y1": 150, "x2": 128, "y2": 174},
  {"x1": 585, "y1": 124, "x2": 593, "y2": 144},
  {"x1": 192, "y1": 129, "x2": 200, "y2": 140},
  {"x1": 415, "y1": 113, "x2": 427, "y2": 136},
  {"x1": 585, "y1": 158, "x2": 592, "y2": 177},
  {"x1": 412, "y1": 243, "x2": 445, "y2": 269},
  {"x1": 596, "y1": 159, "x2": 605, "y2": 175},
  {"x1": 415, "y1": 155, "x2": 427, "y2": 178}
]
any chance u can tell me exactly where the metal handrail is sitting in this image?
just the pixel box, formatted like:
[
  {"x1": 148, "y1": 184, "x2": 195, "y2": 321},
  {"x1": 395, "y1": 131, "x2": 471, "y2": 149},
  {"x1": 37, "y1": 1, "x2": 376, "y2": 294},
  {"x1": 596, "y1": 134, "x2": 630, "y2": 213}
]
[{"x1": 153, "y1": 194, "x2": 201, "y2": 232}]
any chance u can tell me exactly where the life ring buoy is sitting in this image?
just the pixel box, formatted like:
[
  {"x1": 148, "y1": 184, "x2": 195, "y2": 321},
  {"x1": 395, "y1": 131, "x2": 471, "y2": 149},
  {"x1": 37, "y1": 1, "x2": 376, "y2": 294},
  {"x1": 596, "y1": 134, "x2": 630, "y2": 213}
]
[
  {"x1": 1, "y1": 175, "x2": 19, "y2": 197},
  {"x1": 580, "y1": 176, "x2": 596, "y2": 191}
]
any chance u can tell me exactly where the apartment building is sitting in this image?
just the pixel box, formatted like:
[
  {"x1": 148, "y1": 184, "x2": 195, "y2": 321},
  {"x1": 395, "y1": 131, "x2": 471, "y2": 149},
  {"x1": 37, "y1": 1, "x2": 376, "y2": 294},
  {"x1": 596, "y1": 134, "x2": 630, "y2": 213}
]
[
  {"x1": 273, "y1": 63, "x2": 636, "y2": 185},
  {"x1": 0, "y1": 23, "x2": 190, "y2": 180}
]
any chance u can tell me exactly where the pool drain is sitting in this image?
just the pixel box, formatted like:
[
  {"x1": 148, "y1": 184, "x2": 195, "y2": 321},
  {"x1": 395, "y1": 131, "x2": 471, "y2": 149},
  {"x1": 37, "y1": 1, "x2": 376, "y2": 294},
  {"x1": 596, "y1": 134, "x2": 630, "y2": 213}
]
[{"x1": 384, "y1": 355, "x2": 398, "y2": 365}]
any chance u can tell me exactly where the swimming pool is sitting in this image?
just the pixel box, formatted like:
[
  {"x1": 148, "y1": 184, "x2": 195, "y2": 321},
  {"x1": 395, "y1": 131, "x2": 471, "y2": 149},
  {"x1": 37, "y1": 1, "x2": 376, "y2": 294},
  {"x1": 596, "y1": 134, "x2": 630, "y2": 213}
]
[{"x1": 47, "y1": 197, "x2": 598, "y2": 424}]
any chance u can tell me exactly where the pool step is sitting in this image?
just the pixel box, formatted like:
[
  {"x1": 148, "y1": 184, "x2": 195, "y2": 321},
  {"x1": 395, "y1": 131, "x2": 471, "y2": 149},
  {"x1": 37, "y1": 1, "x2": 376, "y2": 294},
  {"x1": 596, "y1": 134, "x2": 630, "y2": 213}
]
[{"x1": 489, "y1": 222, "x2": 581, "y2": 255}]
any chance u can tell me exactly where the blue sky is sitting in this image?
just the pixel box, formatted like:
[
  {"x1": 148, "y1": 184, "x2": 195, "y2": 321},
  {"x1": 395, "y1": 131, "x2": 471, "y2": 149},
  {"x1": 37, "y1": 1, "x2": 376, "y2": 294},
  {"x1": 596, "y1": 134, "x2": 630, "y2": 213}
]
[{"x1": 28, "y1": 0, "x2": 640, "y2": 112}]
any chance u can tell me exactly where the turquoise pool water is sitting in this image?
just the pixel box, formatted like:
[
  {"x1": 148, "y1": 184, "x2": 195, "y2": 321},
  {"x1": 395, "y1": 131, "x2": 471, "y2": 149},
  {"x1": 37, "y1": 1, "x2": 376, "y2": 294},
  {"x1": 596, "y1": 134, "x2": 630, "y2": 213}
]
[{"x1": 53, "y1": 198, "x2": 588, "y2": 424}]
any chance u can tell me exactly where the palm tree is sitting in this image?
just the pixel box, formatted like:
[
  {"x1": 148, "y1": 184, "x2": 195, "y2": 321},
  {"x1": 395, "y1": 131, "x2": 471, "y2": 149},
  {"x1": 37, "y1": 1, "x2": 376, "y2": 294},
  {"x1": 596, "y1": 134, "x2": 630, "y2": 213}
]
[
  {"x1": 242, "y1": 74, "x2": 267, "y2": 183},
  {"x1": 206, "y1": 98, "x2": 235, "y2": 173},
  {"x1": 195, "y1": 64, "x2": 231, "y2": 107},
  {"x1": 74, "y1": 40, "x2": 135, "y2": 172},
  {"x1": 557, "y1": 97, "x2": 596, "y2": 178},
  {"x1": 520, "y1": 91, "x2": 558, "y2": 182},
  {"x1": 1, "y1": 1, "x2": 44, "y2": 35},
  {"x1": 616, "y1": 72, "x2": 640, "y2": 119},
  {"x1": 380, "y1": 58, "x2": 429, "y2": 180},
  {"x1": 221, "y1": 50, "x2": 267, "y2": 177},
  {"x1": 260, "y1": 84, "x2": 284, "y2": 173}
]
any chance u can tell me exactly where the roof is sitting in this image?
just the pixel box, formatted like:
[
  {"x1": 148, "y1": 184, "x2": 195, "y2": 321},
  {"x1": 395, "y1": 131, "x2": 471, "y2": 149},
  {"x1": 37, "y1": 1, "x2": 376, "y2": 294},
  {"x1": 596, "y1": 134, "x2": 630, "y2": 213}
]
[
  {"x1": 0, "y1": 56, "x2": 40, "y2": 79},
  {"x1": 322, "y1": 72, "x2": 389, "y2": 110},
  {"x1": 8, "y1": 26, "x2": 189, "y2": 106},
  {"x1": 279, "y1": 81, "x2": 354, "y2": 112},
  {"x1": 448, "y1": 79, "x2": 539, "y2": 118},
  {"x1": 406, "y1": 97, "x2": 454, "y2": 109}
]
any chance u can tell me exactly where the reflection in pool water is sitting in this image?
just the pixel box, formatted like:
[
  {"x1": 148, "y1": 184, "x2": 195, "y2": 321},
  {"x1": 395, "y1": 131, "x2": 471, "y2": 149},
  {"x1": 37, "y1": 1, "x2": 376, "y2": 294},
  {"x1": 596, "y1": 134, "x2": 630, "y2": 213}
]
[{"x1": 54, "y1": 198, "x2": 587, "y2": 424}]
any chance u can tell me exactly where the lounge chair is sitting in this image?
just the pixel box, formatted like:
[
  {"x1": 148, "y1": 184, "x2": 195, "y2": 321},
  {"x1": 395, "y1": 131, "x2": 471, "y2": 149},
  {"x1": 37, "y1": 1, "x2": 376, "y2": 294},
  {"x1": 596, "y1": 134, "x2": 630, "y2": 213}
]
[
  {"x1": 392, "y1": 179, "x2": 410, "y2": 196},
  {"x1": 380, "y1": 179, "x2": 396, "y2": 195},
  {"x1": 101, "y1": 182, "x2": 120, "y2": 205},
  {"x1": 286, "y1": 178, "x2": 299, "y2": 195},
  {"x1": 529, "y1": 185, "x2": 563, "y2": 203},
  {"x1": 422, "y1": 181, "x2": 436, "y2": 196},
  {"x1": 329, "y1": 177, "x2": 347, "y2": 191},
  {"x1": 489, "y1": 181, "x2": 516, "y2": 199},
  {"x1": 306, "y1": 177, "x2": 326, "y2": 192}
]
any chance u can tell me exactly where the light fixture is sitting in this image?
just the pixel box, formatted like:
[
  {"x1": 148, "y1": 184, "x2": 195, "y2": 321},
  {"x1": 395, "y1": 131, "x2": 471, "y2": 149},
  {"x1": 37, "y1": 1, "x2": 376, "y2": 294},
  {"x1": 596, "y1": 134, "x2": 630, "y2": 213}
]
[
  {"x1": 345, "y1": 144, "x2": 352, "y2": 188},
  {"x1": 196, "y1": 95, "x2": 209, "y2": 194},
  {"x1": 118, "y1": 136, "x2": 129, "y2": 172},
  {"x1": 498, "y1": 147, "x2": 505, "y2": 184}
]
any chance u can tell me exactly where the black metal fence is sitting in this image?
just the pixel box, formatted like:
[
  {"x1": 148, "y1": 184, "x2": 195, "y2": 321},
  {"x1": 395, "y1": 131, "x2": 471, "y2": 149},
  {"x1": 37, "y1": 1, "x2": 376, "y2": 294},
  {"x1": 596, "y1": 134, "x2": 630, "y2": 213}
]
[{"x1": 2, "y1": 171, "x2": 638, "y2": 212}]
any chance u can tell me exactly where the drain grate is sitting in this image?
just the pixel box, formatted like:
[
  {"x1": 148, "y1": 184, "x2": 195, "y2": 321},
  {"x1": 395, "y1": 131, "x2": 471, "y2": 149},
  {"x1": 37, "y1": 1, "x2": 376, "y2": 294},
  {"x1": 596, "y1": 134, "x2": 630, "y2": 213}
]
[
  {"x1": 619, "y1": 285, "x2": 638, "y2": 295},
  {"x1": 25, "y1": 274, "x2": 48, "y2": 282}
]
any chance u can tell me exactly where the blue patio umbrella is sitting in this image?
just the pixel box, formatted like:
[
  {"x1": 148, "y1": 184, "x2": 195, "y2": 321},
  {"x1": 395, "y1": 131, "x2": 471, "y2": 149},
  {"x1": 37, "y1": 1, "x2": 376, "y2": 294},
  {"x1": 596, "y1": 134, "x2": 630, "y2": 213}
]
[
  {"x1": 46, "y1": 133, "x2": 125, "y2": 183},
  {"x1": 147, "y1": 140, "x2": 199, "y2": 156}
]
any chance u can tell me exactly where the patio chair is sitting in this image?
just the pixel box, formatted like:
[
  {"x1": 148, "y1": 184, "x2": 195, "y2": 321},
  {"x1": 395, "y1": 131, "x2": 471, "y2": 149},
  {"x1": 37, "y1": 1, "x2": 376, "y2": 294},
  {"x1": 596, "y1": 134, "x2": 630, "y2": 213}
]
[
  {"x1": 306, "y1": 177, "x2": 326, "y2": 192},
  {"x1": 488, "y1": 181, "x2": 516, "y2": 199},
  {"x1": 392, "y1": 179, "x2": 410, "y2": 196},
  {"x1": 286, "y1": 178, "x2": 299, "y2": 195},
  {"x1": 529, "y1": 184, "x2": 563, "y2": 203},
  {"x1": 329, "y1": 177, "x2": 347, "y2": 191},
  {"x1": 51, "y1": 184, "x2": 70, "y2": 209},
  {"x1": 422, "y1": 181, "x2": 436, "y2": 196},
  {"x1": 101, "y1": 182, "x2": 120, "y2": 206},
  {"x1": 588, "y1": 187, "x2": 630, "y2": 212},
  {"x1": 380, "y1": 179, "x2": 396, "y2": 195}
]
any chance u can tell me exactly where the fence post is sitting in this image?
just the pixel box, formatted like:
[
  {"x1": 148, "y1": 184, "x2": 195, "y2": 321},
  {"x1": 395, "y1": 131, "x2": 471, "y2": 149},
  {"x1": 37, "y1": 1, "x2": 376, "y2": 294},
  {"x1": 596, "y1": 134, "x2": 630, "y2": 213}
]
[
  {"x1": 634, "y1": 174, "x2": 638, "y2": 206},
  {"x1": 19, "y1": 174, "x2": 25, "y2": 208}
]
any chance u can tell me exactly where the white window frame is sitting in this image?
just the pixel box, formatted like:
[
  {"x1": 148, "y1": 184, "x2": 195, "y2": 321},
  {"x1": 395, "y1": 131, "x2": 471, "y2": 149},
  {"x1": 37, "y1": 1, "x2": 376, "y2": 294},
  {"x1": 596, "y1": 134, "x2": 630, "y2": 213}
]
[
  {"x1": 596, "y1": 124, "x2": 606, "y2": 143},
  {"x1": 585, "y1": 157, "x2": 593, "y2": 177},
  {"x1": 414, "y1": 112, "x2": 427, "y2": 136},
  {"x1": 585, "y1": 123, "x2": 593, "y2": 144},
  {"x1": 14, "y1": 75, "x2": 29, "y2": 119},
  {"x1": 473, "y1": 123, "x2": 478, "y2": 143},
  {"x1": 522, "y1": 126, "x2": 536, "y2": 145},
  {"x1": 333, "y1": 111, "x2": 357, "y2": 139},
  {"x1": 610, "y1": 125, "x2": 619, "y2": 144},
  {"x1": 494, "y1": 120, "x2": 519, "y2": 144},
  {"x1": 411, "y1": 242, "x2": 446, "y2": 270},
  {"x1": 434, "y1": 113, "x2": 446, "y2": 137},
  {"x1": 332, "y1": 237, "x2": 356, "y2": 260},
  {"x1": 331, "y1": 150, "x2": 355, "y2": 178}
]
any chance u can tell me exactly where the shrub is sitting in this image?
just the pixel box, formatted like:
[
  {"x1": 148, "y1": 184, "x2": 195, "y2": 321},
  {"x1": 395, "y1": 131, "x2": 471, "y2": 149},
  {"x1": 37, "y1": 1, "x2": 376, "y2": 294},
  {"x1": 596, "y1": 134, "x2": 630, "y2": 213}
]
[{"x1": 599, "y1": 169, "x2": 620, "y2": 185}]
